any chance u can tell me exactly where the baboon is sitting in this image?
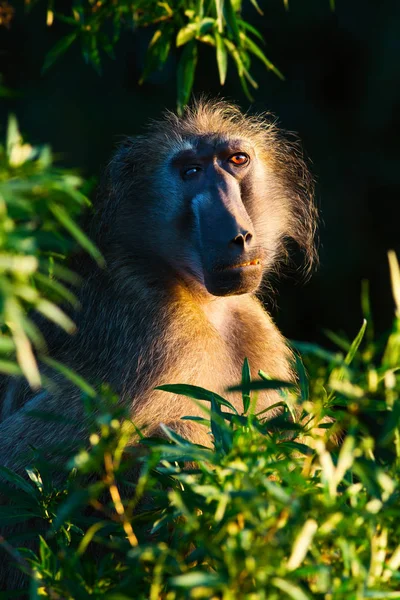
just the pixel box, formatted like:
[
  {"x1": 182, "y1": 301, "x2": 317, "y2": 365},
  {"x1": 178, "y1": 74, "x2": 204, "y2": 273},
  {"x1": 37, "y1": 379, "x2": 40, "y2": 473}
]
[{"x1": 0, "y1": 98, "x2": 316, "y2": 586}]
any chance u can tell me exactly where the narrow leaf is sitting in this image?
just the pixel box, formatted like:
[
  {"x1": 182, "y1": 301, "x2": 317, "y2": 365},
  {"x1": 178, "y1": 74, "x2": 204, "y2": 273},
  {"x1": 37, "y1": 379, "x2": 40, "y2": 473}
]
[
  {"x1": 249, "y1": 0, "x2": 264, "y2": 15},
  {"x1": 293, "y1": 353, "x2": 309, "y2": 402},
  {"x1": 177, "y1": 40, "x2": 198, "y2": 114},
  {"x1": 0, "y1": 466, "x2": 37, "y2": 496},
  {"x1": 344, "y1": 319, "x2": 367, "y2": 366},
  {"x1": 42, "y1": 356, "x2": 96, "y2": 397},
  {"x1": 229, "y1": 379, "x2": 295, "y2": 392},
  {"x1": 272, "y1": 577, "x2": 311, "y2": 600},
  {"x1": 156, "y1": 383, "x2": 238, "y2": 414},
  {"x1": 240, "y1": 32, "x2": 284, "y2": 80},
  {"x1": 176, "y1": 23, "x2": 198, "y2": 47},
  {"x1": 35, "y1": 299, "x2": 75, "y2": 333},
  {"x1": 215, "y1": 31, "x2": 228, "y2": 85},
  {"x1": 241, "y1": 357, "x2": 251, "y2": 413},
  {"x1": 237, "y1": 19, "x2": 265, "y2": 43},
  {"x1": 49, "y1": 202, "x2": 104, "y2": 266},
  {"x1": 215, "y1": 0, "x2": 224, "y2": 32},
  {"x1": 224, "y1": 0, "x2": 240, "y2": 44},
  {"x1": 42, "y1": 33, "x2": 77, "y2": 73},
  {"x1": 388, "y1": 250, "x2": 400, "y2": 318}
]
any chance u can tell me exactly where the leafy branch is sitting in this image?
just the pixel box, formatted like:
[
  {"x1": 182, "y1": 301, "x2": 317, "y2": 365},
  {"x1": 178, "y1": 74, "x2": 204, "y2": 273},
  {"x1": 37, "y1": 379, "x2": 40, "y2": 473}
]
[
  {"x1": 24, "y1": 1, "x2": 291, "y2": 112},
  {"x1": 0, "y1": 116, "x2": 101, "y2": 386}
]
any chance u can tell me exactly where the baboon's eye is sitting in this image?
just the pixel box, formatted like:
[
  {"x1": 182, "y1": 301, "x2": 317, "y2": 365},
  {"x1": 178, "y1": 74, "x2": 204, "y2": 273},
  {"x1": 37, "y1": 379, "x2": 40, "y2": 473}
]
[
  {"x1": 229, "y1": 153, "x2": 249, "y2": 166},
  {"x1": 183, "y1": 166, "x2": 202, "y2": 178}
]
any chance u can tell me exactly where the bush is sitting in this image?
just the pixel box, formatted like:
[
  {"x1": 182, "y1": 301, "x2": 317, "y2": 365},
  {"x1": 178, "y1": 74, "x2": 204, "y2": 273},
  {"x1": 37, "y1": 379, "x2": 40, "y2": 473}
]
[{"x1": 1, "y1": 256, "x2": 400, "y2": 598}]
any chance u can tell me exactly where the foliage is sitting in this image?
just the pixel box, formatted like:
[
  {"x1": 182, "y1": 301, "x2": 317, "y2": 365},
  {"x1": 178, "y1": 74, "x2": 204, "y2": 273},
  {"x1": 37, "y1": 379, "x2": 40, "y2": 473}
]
[
  {"x1": 1, "y1": 254, "x2": 400, "y2": 598},
  {"x1": 14, "y1": 0, "x2": 331, "y2": 112},
  {"x1": 0, "y1": 116, "x2": 101, "y2": 387}
]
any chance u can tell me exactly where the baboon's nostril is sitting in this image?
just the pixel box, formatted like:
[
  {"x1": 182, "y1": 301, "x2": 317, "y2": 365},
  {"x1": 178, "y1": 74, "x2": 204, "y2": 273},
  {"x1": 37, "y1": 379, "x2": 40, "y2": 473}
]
[
  {"x1": 244, "y1": 232, "x2": 252, "y2": 243},
  {"x1": 232, "y1": 232, "x2": 253, "y2": 246}
]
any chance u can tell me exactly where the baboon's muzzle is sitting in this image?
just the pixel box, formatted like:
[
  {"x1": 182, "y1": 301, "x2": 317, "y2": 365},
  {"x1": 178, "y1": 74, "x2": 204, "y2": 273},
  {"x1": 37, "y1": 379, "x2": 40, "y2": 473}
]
[{"x1": 195, "y1": 176, "x2": 264, "y2": 296}]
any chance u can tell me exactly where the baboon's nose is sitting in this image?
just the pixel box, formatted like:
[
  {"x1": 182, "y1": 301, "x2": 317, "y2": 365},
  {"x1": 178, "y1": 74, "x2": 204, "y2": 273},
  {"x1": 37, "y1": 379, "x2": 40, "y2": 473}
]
[{"x1": 231, "y1": 232, "x2": 253, "y2": 247}]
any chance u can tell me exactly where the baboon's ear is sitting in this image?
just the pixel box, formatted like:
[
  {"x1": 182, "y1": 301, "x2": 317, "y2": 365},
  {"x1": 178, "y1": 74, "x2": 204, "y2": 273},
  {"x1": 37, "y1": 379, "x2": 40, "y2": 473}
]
[
  {"x1": 288, "y1": 186, "x2": 318, "y2": 277},
  {"x1": 279, "y1": 137, "x2": 319, "y2": 277},
  {"x1": 91, "y1": 137, "x2": 140, "y2": 249},
  {"x1": 107, "y1": 137, "x2": 140, "y2": 187}
]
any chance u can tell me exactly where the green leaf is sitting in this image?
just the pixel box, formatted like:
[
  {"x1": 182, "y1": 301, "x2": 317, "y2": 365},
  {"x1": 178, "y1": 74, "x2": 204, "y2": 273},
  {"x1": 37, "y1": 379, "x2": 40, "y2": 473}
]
[
  {"x1": 199, "y1": 17, "x2": 215, "y2": 35},
  {"x1": 140, "y1": 26, "x2": 173, "y2": 84},
  {"x1": 237, "y1": 18, "x2": 265, "y2": 43},
  {"x1": 42, "y1": 356, "x2": 96, "y2": 397},
  {"x1": 293, "y1": 353, "x2": 309, "y2": 402},
  {"x1": 224, "y1": 39, "x2": 256, "y2": 100},
  {"x1": 214, "y1": 31, "x2": 228, "y2": 85},
  {"x1": 249, "y1": 0, "x2": 264, "y2": 15},
  {"x1": 291, "y1": 341, "x2": 344, "y2": 364},
  {"x1": 240, "y1": 32, "x2": 284, "y2": 80},
  {"x1": 228, "y1": 379, "x2": 295, "y2": 392},
  {"x1": 158, "y1": 423, "x2": 196, "y2": 446},
  {"x1": 176, "y1": 23, "x2": 198, "y2": 47},
  {"x1": 0, "y1": 506, "x2": 40, "y2": 525},
  {"x1": 224, "y1": 0, "x2": 240, "y2": 44},
  {"x1": 210, "y1": 394, "x2": 233, "y2": 454},
  {"x1": 344, "y1": 319, "x2": 367, "y2": 366},
  {"x1": 388, "y1": 250, "x2": 400, "y2": 318},
  {"x1": 49, "y1": 202, "x2": 104, "y2": 266},
  {"x1": 35, "y1": 299, "x2": 75, "y2": 333},
  {"x1": 42, "y1": 32, "x2": 77, "y2": 73},
  {"x1": 324, "y1": 329, "x2": 351, "y2": 352},
  {"x1": 272, "y1": 577, "x2": 311, "y2": 600},
  {"x1": 215, "y1": 0, "x2": 224, "y2": 32},
  {"x1": 0, "y1": 336, "x2": 15, "y2": 352},
  {"x1": 241, "y1": 357, "x2": 251, "y2": 413},
  {"x1": 281, "y1": 441, "x2": 314, "y2": 456},
  {"x1": 0, "y1": 466, "x2": 37, "y2": 497},
  {"x1": 6, "y1": 115, "x2": 21, "y2": 158},
  {"x1": 0, "y1": 360, "x2": 23, "y2": 376},
  {"x1": 34, "y1": 271, "x2": 78, "y2": 307},
  {"x1": 177, "y1": 40, "x2": 198, "y2": 114},
  {"x1": 52, "y1": 489, "x2": 91, "y2": 531},
  {"x1": 170, "y1": 571, "x2": 226, "y2": 588},
  {"x1": 155, "y1": 383, "x2": 238, "y2": 414}
]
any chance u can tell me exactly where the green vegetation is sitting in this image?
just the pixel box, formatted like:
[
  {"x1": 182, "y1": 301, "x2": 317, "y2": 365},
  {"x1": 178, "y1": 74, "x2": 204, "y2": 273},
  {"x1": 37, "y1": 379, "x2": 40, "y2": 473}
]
[
  {"x1": 13, "y1": 0, "x2": 332, "y2": 111},
  {"x1": 1, "y1": 128, "x2": 400, "y2": 599},
  {"x1": 2, "y1": 261, "x2": 400, "y2": 598},
  {"x1": 0, "y1": 116, "x2": 101, "y2": 388}
]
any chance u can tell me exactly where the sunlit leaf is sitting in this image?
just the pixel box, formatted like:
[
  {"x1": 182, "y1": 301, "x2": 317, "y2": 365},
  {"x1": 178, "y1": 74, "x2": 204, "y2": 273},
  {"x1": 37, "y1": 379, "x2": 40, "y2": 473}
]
[
  {"x1": 215, "y1": 31, "x2": 228, "y2": 85},
  {"x1": 49, "y1": 202, "x2": 104, "y2": 266},
  {"x1": 177, "y1": 40, "x2": 198, "y2": 114},
  {"x1": 240, "y1": 32, "x2": 284, "y2": 80},
  {"x1": 176, "y1": 23, "x2": 198, "y2": 47},
  {"x1": 156, "y1": 383, "x2": 238, "y2": 413},
  {"x1": 344, "y1": 319, "x2": 367, "y2": 366},
  {"x1": 42, "y1": 356, "x2": 96, "y2": 397},
  {"x1": 215, "y1": 0, "x2": 224, "y2": 33}
]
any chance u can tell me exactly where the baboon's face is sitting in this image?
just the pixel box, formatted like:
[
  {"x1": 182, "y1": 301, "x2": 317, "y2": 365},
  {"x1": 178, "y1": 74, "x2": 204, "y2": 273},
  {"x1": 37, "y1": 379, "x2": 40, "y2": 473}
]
[
  {"x1": 151, "y1": 136, "x2": 288, "y2": 297},
  {"x1": 103, "y1": 102, "x2": 315, "y2": 296}
]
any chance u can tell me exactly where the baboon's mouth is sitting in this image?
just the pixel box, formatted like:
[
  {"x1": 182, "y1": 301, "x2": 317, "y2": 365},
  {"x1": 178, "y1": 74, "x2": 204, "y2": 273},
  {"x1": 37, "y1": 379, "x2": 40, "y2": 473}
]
[
  {"x1": 204, "y1": 256, "x2": 263, "y2": 296},
  {"x1": 231, "y1": 259, "x2": 261, "y2": 268}
]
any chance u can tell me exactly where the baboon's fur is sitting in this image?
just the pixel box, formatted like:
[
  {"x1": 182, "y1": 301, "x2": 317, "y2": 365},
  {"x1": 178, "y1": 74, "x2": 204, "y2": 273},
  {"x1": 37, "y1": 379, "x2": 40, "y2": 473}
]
[{"x1": 0, "y1": 99, "x2": 317, "y2": 588}]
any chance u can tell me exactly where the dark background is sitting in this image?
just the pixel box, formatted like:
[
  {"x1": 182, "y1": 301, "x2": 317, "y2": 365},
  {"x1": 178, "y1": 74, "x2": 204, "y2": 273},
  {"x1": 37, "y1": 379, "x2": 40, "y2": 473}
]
[{"x1": 1, "y1": 0, "x2": 400, "y2": 345}]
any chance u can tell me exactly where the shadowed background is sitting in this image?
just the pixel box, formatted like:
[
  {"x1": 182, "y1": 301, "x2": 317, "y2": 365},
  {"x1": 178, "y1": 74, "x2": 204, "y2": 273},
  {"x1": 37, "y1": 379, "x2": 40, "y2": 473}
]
[{"x1": 1, "y1": 0, "x2": 399, "y2": 345}]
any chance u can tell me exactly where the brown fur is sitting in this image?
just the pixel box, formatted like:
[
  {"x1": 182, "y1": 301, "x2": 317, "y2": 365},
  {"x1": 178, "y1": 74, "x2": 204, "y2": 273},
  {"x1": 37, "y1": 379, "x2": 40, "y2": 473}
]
[{"x1": 0, "y1": 99, "x2": 316, "y2": 589}]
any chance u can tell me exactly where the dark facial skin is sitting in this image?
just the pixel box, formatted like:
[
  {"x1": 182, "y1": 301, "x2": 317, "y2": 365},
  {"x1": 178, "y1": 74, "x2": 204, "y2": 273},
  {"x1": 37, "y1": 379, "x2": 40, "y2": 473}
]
[{"x1": 171, "y1": 137, "x2": 264, "y2": 297}]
